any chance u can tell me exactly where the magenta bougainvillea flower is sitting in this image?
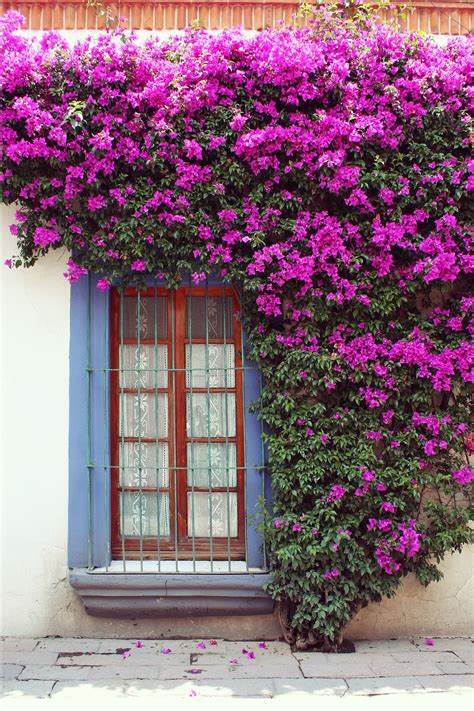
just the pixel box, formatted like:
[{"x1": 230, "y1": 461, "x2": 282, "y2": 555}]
[{"x1": 1, "y1": 5, "x2": 472, "y2": 650}]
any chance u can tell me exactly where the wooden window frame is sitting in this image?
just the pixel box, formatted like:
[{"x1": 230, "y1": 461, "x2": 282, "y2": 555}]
[{"x1": 109, "y1": 285, "x2": 246, "y2": 561}]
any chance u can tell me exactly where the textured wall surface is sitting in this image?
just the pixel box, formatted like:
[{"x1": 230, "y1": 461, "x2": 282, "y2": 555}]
[
  {"x1": 0, "y1": 0, "x2": 473, "y2": 35},
  {"x1": 1, "y1": 203, "x2": 472, "y2": 639}
]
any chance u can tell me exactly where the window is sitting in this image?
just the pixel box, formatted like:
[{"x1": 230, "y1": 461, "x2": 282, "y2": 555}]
[
  {"x1": 109, "y1": 285, "x2": 246, "y2": 561},
  {"x1": 68, "y1": 274, "x2": 270, "y2": 587}
]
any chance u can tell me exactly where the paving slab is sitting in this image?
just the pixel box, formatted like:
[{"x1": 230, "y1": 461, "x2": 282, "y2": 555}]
[
  {"x1": 190, "y1": 651, "x2": 295, "y2": 666},
  {"x1": 273, "y1": 678, "x2": 347, "y2": 696},
  {"x1": 436, "y1": 661, "x2": 472, "y2": 675},
  {"x1": 412, "y1": 638, "x2": 472, "y2": 653},
  {"x1": 18, "y1": 665, "x2": 92, "y2": 681},
  {"x1": 0, "y1": 665, "x2": 24, "y2": 680},
  {"x1": 0, "y1": 680, "x2": 55, "y2": 699},
  {"x1": 352, "y1": 640, "x2": 416, "y2": 653},
  {"x1": 157, "y1": 663, "x2": 300, "y2": 680},
  {"x1": 391, "y1": 651, "x2": 459, "y2": 663},
  {"x1": 345, "y1": 676, "x2": 425, "y2": 695},
  {"x1": 88, "y1": 666, "x2": 163, "y2": 680},
  {"x1": 296, "y1": 654, "x2": 375, "y2": 679},
  {"x1": 98, "y1": 639, "x2": 288, "y2": 655},
  {"x1": 369, "y1": 659, "x2": 443, "y2": 677},
  {"x1": 0, "y1": 639, "x2": 39, "y2": 653},
  {"x1": 57, "y1": 652, "x2": 190, "y2": 666},
  {"x1": 125, "y1": 679, "x2": 275, "y2": 697},
  {"x1": 123, "y1": 679, "x2": 205, "y2": 697},
  {"x1": 34, "y1": 638, "x2": 102, "y2": 653},
  {"x1": 416, "y1": 674, "x2": 474, "y2": 691},
  {"x1": 50, "y1": 681, "x2": 129, "y2": 700},
  {"x1": 2, "y1": 652, "x2": 58, "y2": 666}
]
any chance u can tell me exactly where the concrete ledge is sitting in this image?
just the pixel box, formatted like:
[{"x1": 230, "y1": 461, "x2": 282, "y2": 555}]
[{"x1": 69, "y1": 569, "x2": 274, "y2": 618}]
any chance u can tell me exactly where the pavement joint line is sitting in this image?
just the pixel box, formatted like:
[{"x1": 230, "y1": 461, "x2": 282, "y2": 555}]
[{"x1": 49, "y1": 680, "x2": 58, "y2": 698}]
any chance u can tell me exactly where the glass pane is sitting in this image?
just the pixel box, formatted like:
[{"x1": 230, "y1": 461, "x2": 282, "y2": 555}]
[
  {"x1": 120, "y1": 393, "x2": 168, "y2": 438},
  {"x1": 123, "y1": 295, "x2": 167, "y2": 340},
  {"x1": 120, "y1": 492, "x2": 170, "y2": 537},
  {"x1": 187, "y1": 492, "x2": 237, "y2": 538},
  {"x1": 120, "y1": 441, "x2": 169, "y2": 488},
  {"x1": 187, "y1": 443, "x2": 237, "y2": 487},
  {"x1": 185, "y1": 344, "x2": 235, "y2": 388},
  {"x1": 186, "y1": 393, "x2": 236, "y2": 438},
  {"x1": 120, "y1": 344, "x2": 168, "y2": 389},
  {"x1": 186, "y1": 295, "x2": 234, "y2": 339}
]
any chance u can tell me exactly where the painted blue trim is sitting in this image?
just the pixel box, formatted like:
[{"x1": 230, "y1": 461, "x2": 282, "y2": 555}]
[{"x1": 68, "y1": 276, "x2": 267, "y2": 568}]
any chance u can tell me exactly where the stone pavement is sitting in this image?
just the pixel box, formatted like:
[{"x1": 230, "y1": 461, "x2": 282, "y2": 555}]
[{"x1": 1, "y1": 637, "x2": 472, "y2": 710}]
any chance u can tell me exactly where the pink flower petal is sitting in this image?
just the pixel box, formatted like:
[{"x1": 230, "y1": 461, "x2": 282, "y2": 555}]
[
  {"x1": 135, "y1": 640, "x2": 142, "y2": 648},
  {"x1": 196, "y1": 642, "x2": 206, "y2": 649},
  {"x1": 209, "y1": 639, "x2": 218, "y2": 646},
  {"x1": 425, "y1": 639, "x2": 434, "y2": 646},
  {"x1": 161, "y1": 648, "x2": 172, "y2": 654},
  {"x1": 258, "y1": 642, "x2": 267, "y2": 649}
]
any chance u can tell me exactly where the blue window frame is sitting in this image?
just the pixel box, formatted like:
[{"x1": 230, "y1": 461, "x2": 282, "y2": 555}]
[{"x1": 68, "y1": 274, "x2": 269, "y2": 573}]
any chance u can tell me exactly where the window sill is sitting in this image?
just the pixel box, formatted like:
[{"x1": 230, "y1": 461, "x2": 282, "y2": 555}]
[{"x1": 69, "y1": 567, "x2": 274, "y2": 618}]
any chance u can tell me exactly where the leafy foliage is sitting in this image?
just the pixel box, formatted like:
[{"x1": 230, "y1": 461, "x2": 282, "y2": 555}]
[{"x1": 1, "y1": 4, "x2": 473, "y2": 649}]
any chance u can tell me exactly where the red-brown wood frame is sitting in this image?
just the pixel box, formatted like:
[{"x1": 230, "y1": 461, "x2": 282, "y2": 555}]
[{"x1": 110, "y1": 285, "x2": 246, "y2": 560}]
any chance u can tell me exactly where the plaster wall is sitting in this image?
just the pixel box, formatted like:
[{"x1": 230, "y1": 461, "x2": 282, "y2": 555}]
[{"x1": 1, "y1": 203, "x2": 472, "y2": 639}]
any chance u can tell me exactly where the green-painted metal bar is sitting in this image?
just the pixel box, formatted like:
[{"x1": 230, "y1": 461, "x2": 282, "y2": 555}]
[
  {"x1": 171, "y1": 289, "x2": 179, "y2": 571},
  {"x1": 154, "y1": 284, "x2": 162, "y2": 572},
  {"x1": 188, "y1": 276, "x2": 197, "y2": 571},
  {"x1": 259, "y1": 367, "x2": 267, "y2": 571},
  {"x1": 119, "y1": 289, "x2": 126, "y2": 572},
  {"x1": 222, "y1": 285, "x2": 232, "y2": 571},
  {"x1": 103, "y1": 292, "x2": 110, "y2": 572},
  {"x1": 205, "y1": 279, "x2": 214, "y2": 571},
  {"x1": 137, "y1": 290, "x2": 144, "y2": 571},
  {"x1": 86, "y1": 274, "x2": 93, "y2": 571}
]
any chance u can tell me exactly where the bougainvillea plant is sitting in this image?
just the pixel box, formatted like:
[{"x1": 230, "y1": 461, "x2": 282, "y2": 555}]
[{"x1": 1, "y1": 2, "x2": 473, "y2": 650}]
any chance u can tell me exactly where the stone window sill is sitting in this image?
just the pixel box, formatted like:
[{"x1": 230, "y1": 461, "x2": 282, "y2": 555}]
[{"x1": 69, "y1": 568, "x2": 274, "y2": 617}]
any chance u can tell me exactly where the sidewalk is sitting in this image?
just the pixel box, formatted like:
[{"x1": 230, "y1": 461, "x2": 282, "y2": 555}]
[{"x1": 1, "y1": 636, "x2": 472, "y2": 710}]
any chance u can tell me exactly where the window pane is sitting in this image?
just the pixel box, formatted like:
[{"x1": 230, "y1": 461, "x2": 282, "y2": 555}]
[
  {"x1": 185, "y1": 344, "x2": 235, "y2": 388},
  {"x1": 186, "y1": 393, "x2": 236, "y2": 438},
  {"x1": 187, "y1": 443, "x2": 237, "y2": 487},
  {"x1": 120, "y1": 393, "x2": 168, "y2": 438},
  {"x1": 123, "y1": 295, "x2": 167, "y2": 340},
  {"x1": 186, "y1": 295, "x2": 234, "y2": 339},
  {"x1": 187, "y1": 492, "x2": 237, "y2": 538},
  {"x1": 120, "y1": 442, "x2": 169, "y2": 488},
  {"x1": 120, "y1": 492, "x2": 170, "y2": 537},
  {"x1": 120, "y1": 344, "x2": 168, "y2": 389}
]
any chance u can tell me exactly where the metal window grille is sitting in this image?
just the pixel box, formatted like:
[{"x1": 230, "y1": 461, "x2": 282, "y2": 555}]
[{"x1": 85, "y1": 275, "x2": 267, "y2": 573}]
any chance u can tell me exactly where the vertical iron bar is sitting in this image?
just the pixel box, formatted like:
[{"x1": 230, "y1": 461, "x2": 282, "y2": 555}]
[
  {"x1": 205, "y1": 279, "x2": 214, "y2": 571},
  {"x1": 119, "y1": 289, "x2": 126, "y2": 571},
  {"x1": 86, "y1": 275, "x2": 93, "y2": 571},
  {"x1": 137, "y1": 290, "x2": 144, "y2": 571},
  {"x1": 154, "y1": 283, "x2": 161, "y2": 572},
  {"x1": 240, "y1": 310, "x2": 250, "y2": 572},
  {"x1": 222, "y1": 285, "x2": 231, "y2": 571},
  {"x1": 188, "y1": 277, "x2": 197, "y2": 571},
  {"x1": 171, "y1": 289, "x2": 179, "y2": 571}
]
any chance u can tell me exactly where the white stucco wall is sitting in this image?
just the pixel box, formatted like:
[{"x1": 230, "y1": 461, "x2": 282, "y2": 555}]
[
  {"x1": 0, "y1": 203, "x2": 472, "y2": 639},
  {"x1": 1, "y1": 204, "x2": 70, "y2": 636}
]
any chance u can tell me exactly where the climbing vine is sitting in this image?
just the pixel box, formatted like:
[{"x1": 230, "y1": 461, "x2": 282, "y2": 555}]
[{"x1": 1, "y1": 3, "x2": 473, "y2": 649}]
